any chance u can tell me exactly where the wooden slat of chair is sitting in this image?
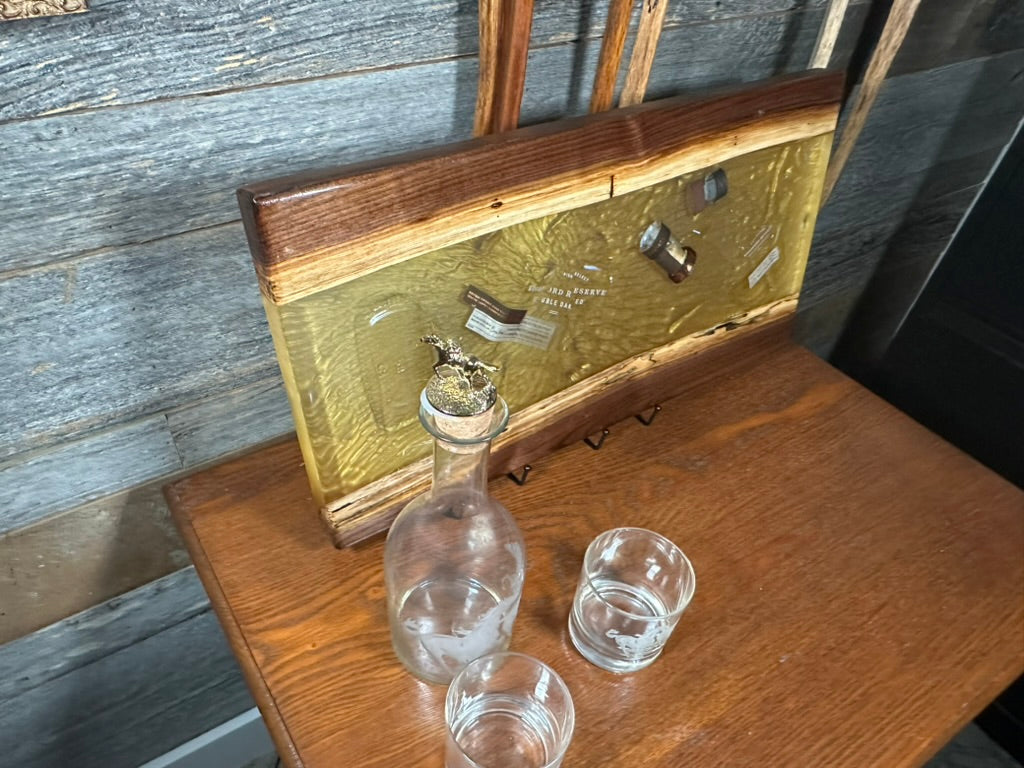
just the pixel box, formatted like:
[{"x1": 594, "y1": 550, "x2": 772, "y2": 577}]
[
  {"x1": 809, "y1": 0, "x2": 850, "y2": 69},
  {"x1": 474, "y1": 0, "x2": 535, "y2": 135},
  {"x1": 474, "y1": 0, "x2": 502, "y2": 136},
  {"x1": 590, "y1": 0, "x2": 635, "y2": 113},
  {"x1": 619, "y1": 0, "x2": 669, "y2": 107}
]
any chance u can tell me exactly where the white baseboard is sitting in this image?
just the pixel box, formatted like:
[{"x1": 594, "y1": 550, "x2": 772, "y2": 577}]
[{"x1": 138, "y1": 707, "x2": 276, "y2": 768}]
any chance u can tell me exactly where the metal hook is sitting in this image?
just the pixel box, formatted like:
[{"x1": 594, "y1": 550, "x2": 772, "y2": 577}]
[
  {"x1": 635, "y1": 404, "x2": 662, "y2": 426},
  {"x1": 583, "y1": 428, "x2": 610, "y2": 450},
  {"x1": 507, "y1": 465, "x2": 532, "y2": 486}
]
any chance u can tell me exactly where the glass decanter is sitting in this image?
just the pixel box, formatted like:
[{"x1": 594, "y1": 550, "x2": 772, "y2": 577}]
[{"x1": 385, "y1": 337, "x2": 526, "y2": 684}]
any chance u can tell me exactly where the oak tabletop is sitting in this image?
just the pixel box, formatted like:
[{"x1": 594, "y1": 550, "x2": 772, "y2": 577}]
[{"x1": 167, "y1": 342, "x2": 1024, "y2": 768}]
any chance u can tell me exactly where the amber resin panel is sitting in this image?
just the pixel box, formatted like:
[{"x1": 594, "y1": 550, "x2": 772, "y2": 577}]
[
  {"x1": 264, "y1": 136, "x2": 830, "y2": 505},
  {"x1": 239, "y1": 72, "x2": 843, "y2": 544}
]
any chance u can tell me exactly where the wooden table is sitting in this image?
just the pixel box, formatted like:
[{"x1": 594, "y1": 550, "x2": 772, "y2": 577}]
[{"x1": 167, "y1": 340, "x2": 1024, "y2": 768}]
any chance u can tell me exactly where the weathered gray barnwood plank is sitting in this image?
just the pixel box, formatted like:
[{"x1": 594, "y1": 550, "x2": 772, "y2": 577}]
[
  {"x1": 826, "y1": 50, "x2": 1024, "y2": 204},
  {"x1": 9, "y1": 0, "x2": 1016, "y2": 124},
  {"x1": 802, "y1": 52, "x2": 1024, "y2": 297},
  {"x1": 811, "y1": 170, "x2": 946, "y2": 301},
  {"x1": 796, "y1": 287, "x2": 867, "y2": 359},
  {"x1": 889, "y1": 0, "x2": 1024, "y2": 79},
  {"x1": 0, "y1": 223, "x2": 275, "y2": 462},
  {"x1": 804, "y1": 50, "x2": 1024, "y2": 302},
  {"x1": 0, "y1": 6, "x2": 861, "y2": 274},
  {"x1": 800, "y1": 145, "x2": 999, "y2": 358},
  {"x1": 0, "y1": 62, "x2": 456, "y2": 274},
  {"x1": 0, "y1": 483, "x2": 188, "y2": 644},
  {"x1": 830, "y1": 184, "x2": 985, "y2": 368},
  {"x1": 0, "y1": 606, "x2": 252, "y2": 768},
  {"x1": 166, "y1": 377, "x2": 292, "y2": 469},
  {"x1": 795, "y1": 50, "x2": 1024, "y2": 358},
  {"x1": 0, "y1": 0, "x2": 858, "y2": 121},
  {"x1": 645, "y1": 3, "x2": 863, "y2": 98},
  {"x1": 0, "y1": 416, "x2": 180, "y2": 533},
  {"x1": 800, "y1": 175, "x2": 986, "y2": 358},
  {"x1": 812, "y1": 149, "x2": 1000, "y2": 296},
  {"x1": 808, "y1": 164, "x2": 987, "y2": 313},
  {"x1": 0, "y1": 566, "x2": 205, "y2": 701}
]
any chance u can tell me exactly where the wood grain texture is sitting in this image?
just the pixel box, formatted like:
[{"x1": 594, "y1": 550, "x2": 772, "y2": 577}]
[
  {"x1": 798, "y1": 179, "x2": 984, "y2": 360},
  {"x1": 0, "y1": 484, "x2": 188, "y2": 643},
  {"x1": 240, "y1": 71, "x2": 843, "y2": 304},
  {"x1": 0, "y1": 608, "x2": 252, "y2": 768},
  {"x1": 806, "y1": 153, "x2": 991, "y2": 350},
  {"x1": 589, "y1": 0, "x2": 635, "y2": 113},
  {"x1": 474, "y1": 0, "x2": 502, "y2": 137},
  {"x1": 807, "y1": 54, "x2": 1024, "y2": 272},
  {"x1": 800, "y1": 50, "x2": 1024, "y2": 354},
  {"x1": 0, "y1": 1, "x2": 865, "y2": 503},
  {"x1": 0, "y1": 417, "x2": 180, "y2": 533},
  {"x1": 810, "y1": 171, "x2": 953, "y2": 308},
  {"x1": 166, "y1": 377, "x2": 292, "y2": 469},
  {"x1": 491, "y1": 0, "x2": 535, "y2": 133},
  {"x1": 167, "y1": 342, "x2": 1024, "y2": 768},
  {"x1": 0, "y1": 0, "x2": 861, "y2": 122},
  {"x1": 820, "y1": 52, "x2": 1024, "y2": 205},
  {"x1": 823, "y1": 0, "x2": 923, "y2": 200},
  {"x1": 0, "y1": 566, "x2": 205, "y2": 702},
  {"x1": 809, "y1": 0, "x2": 850, "y2": 68},
  {"x1": 1, "y1": 61, "x2": 466, "y2": 274},
  {"x1": 323, "y1": 300, "x2": 797, "y2": 546},
  {"x1": 620, "y1": 3, "x2": 865, "y2": 106},
  {"x1": 887, "y1": 0, "x2": 1024, "y2": 80},
  {"x1": 0, "y1": 223, "x2": 275, "y2": 461},
  {"x1": 473, "y1": 0, "x2": 536, "y2": 136},
  {"x1": 619, "y1": 0, "x2": 670, "y2": 107},
  {"x1": 828, "y1": 183, "x2": 985, "y2": 371},
  {"x1": 1, "y1": 6, "x2": 862, "y2": 275}
]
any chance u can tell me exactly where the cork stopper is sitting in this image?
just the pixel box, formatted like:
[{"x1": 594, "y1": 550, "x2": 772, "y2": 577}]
[{"x1": 419, "y1": 336, "x2": 506, "y2": 443}]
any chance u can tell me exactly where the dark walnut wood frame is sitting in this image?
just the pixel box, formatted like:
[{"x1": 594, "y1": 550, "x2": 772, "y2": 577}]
[{"x1": 237, "y1": 71, "x2": 844, "y2": 547}]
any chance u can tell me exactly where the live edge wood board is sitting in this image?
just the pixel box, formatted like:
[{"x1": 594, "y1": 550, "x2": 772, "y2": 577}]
[{"x1": 237, "y1": 71, "x2": 844, "y2": 547}]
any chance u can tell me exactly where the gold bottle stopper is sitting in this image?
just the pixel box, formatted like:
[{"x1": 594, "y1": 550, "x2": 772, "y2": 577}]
[{"x1": 421, "y1": 336, "x2": 499, "y2": 417}]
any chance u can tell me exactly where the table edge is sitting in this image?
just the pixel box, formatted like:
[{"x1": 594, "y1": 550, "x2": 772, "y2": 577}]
[{"x1": 166, "y1": 484, "x2": 307, "y2": 768}]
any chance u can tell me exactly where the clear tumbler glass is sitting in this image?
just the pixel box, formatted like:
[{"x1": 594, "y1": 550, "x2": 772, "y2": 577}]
[
  {"x1": 569, "y1": 527, "x2": 696, "y2": 673},
  {"x1": 445, "y1": 652, "x2": 575, "y2": 768}
]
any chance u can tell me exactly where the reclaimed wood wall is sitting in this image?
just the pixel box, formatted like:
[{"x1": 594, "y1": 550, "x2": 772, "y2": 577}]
[{"x1": 0, "y1": 1, "x2": 1020, "y2": 765}]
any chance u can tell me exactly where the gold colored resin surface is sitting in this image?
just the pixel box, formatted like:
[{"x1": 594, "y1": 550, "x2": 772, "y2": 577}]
[{"x1": 264, "y1": 135, "x2": 832, "y2": 506}]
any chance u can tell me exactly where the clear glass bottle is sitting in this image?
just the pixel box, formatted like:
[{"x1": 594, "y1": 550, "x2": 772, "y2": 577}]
[{"x1": 385, "y1": 339, "x2": 526, "y2": 684}]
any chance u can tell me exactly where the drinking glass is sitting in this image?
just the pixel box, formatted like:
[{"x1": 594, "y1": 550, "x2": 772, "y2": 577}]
[
  {"x1": 569, "y1": 527, "x2": 696, "y2": 673},
  {"x1": 445, "y1": 652, "x2": 574, "y2": 768}
]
